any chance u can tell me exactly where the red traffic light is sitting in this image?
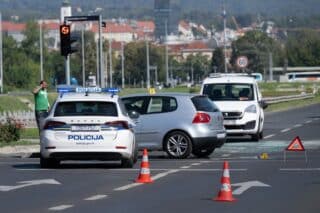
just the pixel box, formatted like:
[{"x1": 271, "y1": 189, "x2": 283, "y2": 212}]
[{"x1": 60, "y1": 25, "x2": 70, "y2": 35}]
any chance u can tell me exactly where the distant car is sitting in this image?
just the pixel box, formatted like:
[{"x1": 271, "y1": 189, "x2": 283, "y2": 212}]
[
  {"x1": 122, "y1": 93, "x2": 226, "y2": 159},
  {"x1": 40, "y1": 87, "x2": 138, "y2": 168},
  {"x1": 200, "y1": 73, "x2": 268, "y2": 141}
]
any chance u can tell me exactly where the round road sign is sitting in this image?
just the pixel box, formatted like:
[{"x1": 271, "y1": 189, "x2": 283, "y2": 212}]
[{"x1": 236, "y1": 56, "x2": 248, "y2": 68}]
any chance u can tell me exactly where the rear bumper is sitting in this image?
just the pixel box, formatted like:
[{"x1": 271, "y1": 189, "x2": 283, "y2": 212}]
[
  {"x1": 192, "y1": 136, "x2": 226, "y2": 150},
  {"x1": 44, "y1": 152, "x2": 124, "y2": 161}
]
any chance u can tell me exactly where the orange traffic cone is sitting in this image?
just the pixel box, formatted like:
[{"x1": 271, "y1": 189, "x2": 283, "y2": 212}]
[
  {"x1": 135, "y1": 149, "x2": 153, "y2": 183},
  {"x1": 214, "y1": 161, "x2": 236, "y2": 202}
]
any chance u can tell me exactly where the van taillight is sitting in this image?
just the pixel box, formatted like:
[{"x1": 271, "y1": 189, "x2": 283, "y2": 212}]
[
  {"x1": 105, "y1": 121, "x2": 129, "y2": 129},
  {"x1": 43, "y1": 121, "x2": 66, "y2": 129},
  {"x1": 192, "y1": 112, "x2": 211, "y2": 123}
]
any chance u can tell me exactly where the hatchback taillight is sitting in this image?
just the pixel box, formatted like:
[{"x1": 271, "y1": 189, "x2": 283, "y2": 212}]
[
  {"x1": 192, "y1": 112, "x2": 211, "y2": 123},
  {"x1": 43, "y1": 121, "x2": 66, "y2": 130},
  {"x1": 105, "y1": 121, "x2": 129, "y2": 129}
]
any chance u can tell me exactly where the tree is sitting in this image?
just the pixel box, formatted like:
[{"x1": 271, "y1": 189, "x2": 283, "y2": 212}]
[
  {"x1": 211, "y1": 48, "x2": 224, "y2": 73},
  {"x1": 230, "y1": 31, "x2": 284, "y2": 73},
  {"x1": 183, "y1": 54, "x2": 210, "y2": 83},
  {"x1": 286, "y1": 30, "x2": 320, "y2": 66},
  {"x1": 123, "y1": 42, "x2": 165, "y2": 87},
  {"x1": 3, "y1": 33, "x2": 38, "y2": 90}
]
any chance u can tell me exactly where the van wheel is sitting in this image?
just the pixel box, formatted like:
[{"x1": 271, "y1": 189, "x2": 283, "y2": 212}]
[
  {"x1": 251, "y1": 133, "x2": 260, "y2": 141},
  {"x1": 164, "y1": 131, "x2": 192, "y2": 159},
  {"x1": 259, "y1": 131, "x2": 263, "y2": 139}
]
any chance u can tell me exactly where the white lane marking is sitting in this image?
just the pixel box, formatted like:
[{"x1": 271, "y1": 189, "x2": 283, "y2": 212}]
[
  {"x1": 239, "y1": 156, "x2": 258, "y2": 160},
  {"x1": 113, "y1": 183, "x2": 142, "y2": 191},
  {"x1": 16, "y1": 169, "x2": 52, "y2": 171},
  {"x1": 49, "y1": 205, "x2": 74, "y2": 211},
  {"x1": 232, "y1": 181, "x2": 271, "y2": 195},
  {"x1": 191, "y1": 163, "x2": 201, "y2": 166},
  {"x1": 180, "y1": 166, "x2": 191, "y2": 169},
  {"x1": 84, "y1": 194, "x2": 108, "y2": 201},
  {"x1": 305, "y1": 120, "x2": 313, "y2": 124},
  {"x1": 0, "y1": 179, "x2": 61, "y2": 192},
  {"x1": 221, "y1": 154, "x2": 231, "y2": 157},
  {"x1": 293, "y1": 124, "x2": 303, "y2": 128},
  {"x1": 151, "y1": 169, "x2": 180, "y2": 181},
  {"x1": 280, "y1": 168, "x2": 320, "y2": 171},
  {"x1": 281, "y1": 128, "x2": 291, "y2": 133},
  {"x1": 178, "y1": 169, "x2": 247, "y2": 172},
  {"x1": 114, "y1": 169, "x2": 179, "y2": 191},
  {"x1": 264, "y1": 134, "x2": 275, "y2": 139}
]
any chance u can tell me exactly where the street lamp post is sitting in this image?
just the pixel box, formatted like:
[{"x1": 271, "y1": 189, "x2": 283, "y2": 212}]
[
  {"x1": 39, "y1": 20, "x2": 44, "y2": 80},
  {"x1": 146, "y1": 40, "x2": 150, "y2": 89},
  {"x1": 121, "y1": 42, "x2": 125, "y2": 89}
]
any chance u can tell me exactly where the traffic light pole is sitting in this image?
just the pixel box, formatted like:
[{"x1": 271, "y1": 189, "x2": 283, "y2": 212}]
[
  {"x1": 98, "y1": 15, "x2": 105, "y2": 88},
  {"x1": 65, "y1": 55, "x2": 71, "y2": 85},
  {"x1": 63, "y1": 15, "x2": 105, "y2": 87}
]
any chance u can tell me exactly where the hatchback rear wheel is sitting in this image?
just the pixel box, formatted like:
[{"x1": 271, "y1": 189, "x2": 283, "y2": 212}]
[
  {"x1": 192, "y1": 147, "x2": 215, "y2": 158},
  {"x1": 164, "y1": 131, "x2": 192, "y2": 159}
]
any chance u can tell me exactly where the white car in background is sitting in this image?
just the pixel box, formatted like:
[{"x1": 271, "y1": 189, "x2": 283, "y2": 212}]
[
  {"x1": 200, "y1": 73, "x2": 268, "y2": 141},
  {"x1": 40, "y1": 87, "x2": 138, "y2": 168}
]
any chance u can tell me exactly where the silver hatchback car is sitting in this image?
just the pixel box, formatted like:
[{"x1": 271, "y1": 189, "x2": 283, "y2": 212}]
[{"x1": 122, "y1": 93, "x2": 226, "y2": 159}]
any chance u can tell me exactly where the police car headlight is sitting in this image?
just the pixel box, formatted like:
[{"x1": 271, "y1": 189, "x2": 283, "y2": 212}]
[{"x1": 245, "y1": 104, "x2": 257, "y2": 113}]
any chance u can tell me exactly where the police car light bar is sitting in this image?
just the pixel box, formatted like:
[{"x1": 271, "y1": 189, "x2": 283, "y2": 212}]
[{"x1": 57, "y1": 87, "x2": 120, "y2": 95}]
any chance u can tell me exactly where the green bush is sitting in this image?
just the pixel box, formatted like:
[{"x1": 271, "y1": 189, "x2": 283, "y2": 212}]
[{"x1": 0, "y1": 118, "x2": 23, "y2": 143}]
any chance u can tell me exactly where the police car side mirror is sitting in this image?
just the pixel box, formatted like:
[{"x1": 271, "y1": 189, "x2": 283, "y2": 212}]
[{"x1": 128, "y1": 110, "x2": 140, "y2": 119}]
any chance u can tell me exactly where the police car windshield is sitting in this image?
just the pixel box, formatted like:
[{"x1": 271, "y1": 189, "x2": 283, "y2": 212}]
[
  {"x1": 203, "y1": 83, "x2": 254, "y2": 101},
  {"x1": 54, "y1": 101, "x2": 118, "y2": 117}
]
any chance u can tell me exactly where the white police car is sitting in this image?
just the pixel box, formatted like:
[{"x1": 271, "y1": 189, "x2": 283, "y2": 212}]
[{"x1": 40, "y1": 87, "x2": 138, "y2": 168}]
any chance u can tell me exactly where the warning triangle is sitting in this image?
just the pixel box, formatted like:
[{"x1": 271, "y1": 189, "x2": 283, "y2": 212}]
[{"x1": 286, "y1": 136, "x2": 305, "y2": 151}]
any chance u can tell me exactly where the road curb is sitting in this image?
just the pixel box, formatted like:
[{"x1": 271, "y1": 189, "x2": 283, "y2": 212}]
[{"x1": 0, "y1": 145, "x2": 40, "y2": 158}]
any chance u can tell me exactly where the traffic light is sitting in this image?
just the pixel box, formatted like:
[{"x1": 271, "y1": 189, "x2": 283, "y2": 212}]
[{"x1": 60, "y1": 24, "x2": 78, "y2": 56}]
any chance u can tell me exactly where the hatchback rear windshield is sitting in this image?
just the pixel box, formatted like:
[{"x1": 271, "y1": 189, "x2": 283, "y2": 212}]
[
  {"x1": 191, "y1": 96, "x2": 219, "y2": 112},
  {"x1": 203, "y1": 83, "x2": 254, "y2": 101},
  {"x1": 54, "y1": 101, "x2": 118, "y2": 117}
]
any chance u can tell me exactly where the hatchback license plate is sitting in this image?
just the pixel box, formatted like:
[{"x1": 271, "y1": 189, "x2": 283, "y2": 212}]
[
  {"x1": 71, "y1": 125, "x2": 100, "y2": 132},
  {"x1": 217, "y1": 133, "x2": 226, "y2": 139}
]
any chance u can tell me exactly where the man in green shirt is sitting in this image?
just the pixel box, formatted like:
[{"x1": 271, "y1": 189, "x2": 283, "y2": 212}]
[{"x1": 33, "y1": 80, "x2": 50, "y2": 131}]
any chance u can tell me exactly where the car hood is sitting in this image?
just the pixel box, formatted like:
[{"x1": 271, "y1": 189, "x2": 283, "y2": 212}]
[{"x1": 213, "y1": 101, "x2": 257, "y2": 112}]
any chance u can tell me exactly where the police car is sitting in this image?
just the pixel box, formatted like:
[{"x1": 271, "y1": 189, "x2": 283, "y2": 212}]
[{"x1": 40, "y1": 87, "x2": 138, "y2": 168}]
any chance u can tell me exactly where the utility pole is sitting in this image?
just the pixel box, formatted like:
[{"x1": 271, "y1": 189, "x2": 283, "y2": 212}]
[
  {"x1": 0, "y1": 12, "x2": 3, "y2": 93},
  {"x1": 98, "y1": 15, "x2": 104, "y2": 87},
  {"x1": 165, "y1": 20, "x2": 169, "y2": 86},
  {"x1": 109, "y1": 39, "x2": 113, "y2": 88},
  {"x1": 146, "y1": 40, "x2": 150, "y2": 89},
  {"x1": 222, "y1": 1, "x2": 228, "y2": 73},
  {"x1": 39, "y1": 20, "x2": 44, "y2": 80},
  {"x1": 81, "y1": 27, "x2": 85, "y2": 87},
  {"x1": 121, "y1": 42, "x2": 125, "y2": 89},
  {"x1": 96, "y1": 41, "x2": 99, "y2": 86}
]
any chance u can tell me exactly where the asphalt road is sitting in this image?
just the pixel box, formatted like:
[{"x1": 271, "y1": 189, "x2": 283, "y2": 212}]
[{"x1": 0, "y1": 104, "x2": 319, "y2": 213}]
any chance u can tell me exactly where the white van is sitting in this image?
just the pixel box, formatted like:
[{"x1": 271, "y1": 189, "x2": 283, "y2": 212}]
[{"x1": 200, "y1": 73, "x2": 268, "y2": 141}]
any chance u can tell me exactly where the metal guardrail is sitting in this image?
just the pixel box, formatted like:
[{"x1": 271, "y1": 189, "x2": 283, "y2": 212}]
[{"x1": 263, "y1": 93, "x2": 315, "y2": 104}]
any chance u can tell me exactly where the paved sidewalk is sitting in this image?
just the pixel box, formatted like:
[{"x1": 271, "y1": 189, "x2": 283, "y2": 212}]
[{"x1": 0, "y1": 143, "x2": 39, "y2": 158}]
